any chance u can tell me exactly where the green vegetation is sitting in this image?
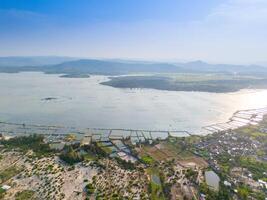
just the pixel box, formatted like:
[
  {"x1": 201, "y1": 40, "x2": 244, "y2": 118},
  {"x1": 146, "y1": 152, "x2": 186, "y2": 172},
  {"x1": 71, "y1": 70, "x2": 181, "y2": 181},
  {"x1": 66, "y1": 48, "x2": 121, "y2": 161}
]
[
  {"x1": 101, "y1": 75, "x2": 267, "y2": 93},
  {"x1": 64, "y1": 134, "x2": 77, "y2": 142},
  {"x1": 185, "y1": 168, "x2": 198, "y2": 182},
  {"x1": 147, "y1": 168, "x2": 165, "y2": 200},
  {"x1": 0, "y1": 188, "x2": 5, "y2": 199},
  {"x1": 207, "y1": 144, "x2": 267, "y2": 197},
  {"x1": 85, "y1": 183, "x2": 95, "y2": 196},
  {"x1": 96, "y1": 142, "x2": 113, "y2": 154},
  {"x1": 1, "y1": 134, "x2": 53, "y2": 157},
  {"x1": 83, "y1": 152, "x2": 96, "y2": 161},
  {"x1": 216, "y1": 153, "x2": 232, "y2": 176},
  {"x1": 60, "y1": 74, "x2": 90, "y2": 78},
  {"x1": 15, "y1": 190, "x2": 35, "y2": 200},
  {"x1": 148, "y1": 181, "x2": 165, "y2": 200},
  {"x1": 195, "y1": 148, "x2": 209, "y2": 158},
  {"x1": 237, "y1": 156, "x2": 267, "y2": 180},
  {"x1": 59, "y1": 145, "x2": 84, "y2": 165},
  {"x1": 199, "y1": 182, "x2": 231, "y2": 200},
  {"x1": 237, "y1": 186, "x2": 249, "y2": 200},
  {"x1": 140, "y1": 155, "x2": 154, "y2": 165},
  {"x1": 114, "y1": 157, "x2": 135, "y2": 170},
  {"x1": 82, "y1": 142, "x2": 108, "y2": 158},
  {"x1": 236, "y1": 126, "x2": 267, "y2": 139},
  {"x1": 159, "y1": 170, "x2": 172, "y2": 200},
  {"x1": 0, "y1": 166, "x2": 21, "y2": 183},
  {"x1": 236, "y1": 185, "x2": 265, "y2": 200},
  {"x1": 250, "y1": 191, "x2": 266, "y2": 200},
  {"x1": 166, "y1": 137, "x2": 194, "y2": 158}
]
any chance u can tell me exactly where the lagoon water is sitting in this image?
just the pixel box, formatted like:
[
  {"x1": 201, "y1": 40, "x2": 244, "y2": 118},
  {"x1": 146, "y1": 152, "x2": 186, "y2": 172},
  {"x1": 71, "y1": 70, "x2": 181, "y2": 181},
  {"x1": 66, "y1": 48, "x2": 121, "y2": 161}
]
[
  {"x1": 205, "y1": 171, "x2": 220, "y2": 190},
  {"x1": 0, "y1": 72, "x2": 267, "y2": 135}
]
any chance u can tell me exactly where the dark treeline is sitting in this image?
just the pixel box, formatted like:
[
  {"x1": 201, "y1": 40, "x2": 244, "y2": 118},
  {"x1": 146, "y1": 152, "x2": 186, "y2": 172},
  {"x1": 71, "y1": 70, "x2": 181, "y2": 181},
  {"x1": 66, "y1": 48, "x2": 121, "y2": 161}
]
[
  {"x1": 1, "y1": 134, "x2": 53, "y2": 156},
  {"x1": 114, "y1": 157, "x2": 135, "y2": 170},
  {"x1": 101, "y1": 75, "x2": 267, "y2": 93},
  {"x1": 59, "y1": 145, "x2": 84, "y2": 165}
]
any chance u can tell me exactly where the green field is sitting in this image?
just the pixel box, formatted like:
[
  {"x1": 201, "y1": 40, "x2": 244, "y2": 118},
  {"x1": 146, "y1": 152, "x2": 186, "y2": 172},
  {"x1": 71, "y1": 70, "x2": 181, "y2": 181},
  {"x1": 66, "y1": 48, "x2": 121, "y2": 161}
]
[
  {"x1": 15, "y1": 190, "x2": 35, "y2": 200},
  {"x1": 0, "y1": 166, "x2": 21, "y2": 184},
  {"x1": 147, "y1": 168, "x2": 165, "y2": 200},
  {"x1": 96, "y1": 142, "x2": 113, "y2": 154},
  {"x1": 140, "y1": 155, "x2": 154, "y2": 165}
]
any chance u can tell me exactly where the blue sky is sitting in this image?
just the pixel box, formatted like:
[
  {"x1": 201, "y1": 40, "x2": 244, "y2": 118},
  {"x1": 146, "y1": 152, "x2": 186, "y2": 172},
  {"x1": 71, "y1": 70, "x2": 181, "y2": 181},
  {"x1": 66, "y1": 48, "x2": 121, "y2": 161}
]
[{"x1": 0, "y1": 0, "x2": 266, "y2": 64}]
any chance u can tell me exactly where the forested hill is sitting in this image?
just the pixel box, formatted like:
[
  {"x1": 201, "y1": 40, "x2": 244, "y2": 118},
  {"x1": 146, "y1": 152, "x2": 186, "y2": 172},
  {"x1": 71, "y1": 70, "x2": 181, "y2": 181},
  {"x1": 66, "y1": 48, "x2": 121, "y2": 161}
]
[
  {"x1": 0, "y1": 57, "x2": 267, "y2": 76},
  {"x1": 0, "y1": 58, "x2": 183, "y2": 75},
  {"x1": 45, "y1": 59, "x2": 183, "y2": 75}
]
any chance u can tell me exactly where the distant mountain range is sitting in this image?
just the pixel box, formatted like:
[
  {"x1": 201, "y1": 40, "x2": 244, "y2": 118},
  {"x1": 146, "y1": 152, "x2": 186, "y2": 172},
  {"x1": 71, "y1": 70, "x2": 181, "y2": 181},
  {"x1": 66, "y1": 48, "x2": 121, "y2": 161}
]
[
  {"x1": 0, "y1": 56, "x2": 266, "y2": 76},
  {"x1": 175, "y1": 60, "x2": 267, "y2": 75},
  {"x1": 0, "y1": 56, "x2": 76, "y2": 67}
]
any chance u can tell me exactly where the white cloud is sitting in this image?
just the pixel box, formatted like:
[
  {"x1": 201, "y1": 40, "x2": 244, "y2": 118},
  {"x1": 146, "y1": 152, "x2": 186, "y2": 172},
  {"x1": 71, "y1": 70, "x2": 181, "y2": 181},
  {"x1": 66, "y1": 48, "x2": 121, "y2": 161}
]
[{"x1": 208, "y1": 0, "x2": 267, "y2": 23}]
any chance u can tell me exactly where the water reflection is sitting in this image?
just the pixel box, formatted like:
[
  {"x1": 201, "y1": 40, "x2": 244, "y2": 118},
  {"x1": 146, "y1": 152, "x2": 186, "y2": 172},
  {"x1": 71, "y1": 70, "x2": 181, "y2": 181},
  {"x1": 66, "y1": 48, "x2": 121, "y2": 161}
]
[{"x1": 0, "y1": 72, "x2": 266, "y2": 135}]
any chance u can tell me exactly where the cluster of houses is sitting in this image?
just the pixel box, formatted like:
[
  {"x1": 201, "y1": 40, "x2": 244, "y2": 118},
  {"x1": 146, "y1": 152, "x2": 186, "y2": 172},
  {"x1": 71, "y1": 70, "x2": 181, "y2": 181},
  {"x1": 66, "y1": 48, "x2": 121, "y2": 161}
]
[
  {"x1": 196, "y1": 131, "x2": 260, "y2": 159},
  {"x1": 194, "y1": 128, "x2": 267, "y2": 199}
]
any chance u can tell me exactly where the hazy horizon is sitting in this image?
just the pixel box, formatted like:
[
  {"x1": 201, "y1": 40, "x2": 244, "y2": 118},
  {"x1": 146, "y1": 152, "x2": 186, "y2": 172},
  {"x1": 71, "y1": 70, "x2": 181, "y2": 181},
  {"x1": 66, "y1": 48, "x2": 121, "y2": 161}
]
[
  {"x1": 1, "y1": 0, "x2": 267, "y2": 65},
  {"x1": 0, "y1": 55, "x2": 267, "y2": 67}
]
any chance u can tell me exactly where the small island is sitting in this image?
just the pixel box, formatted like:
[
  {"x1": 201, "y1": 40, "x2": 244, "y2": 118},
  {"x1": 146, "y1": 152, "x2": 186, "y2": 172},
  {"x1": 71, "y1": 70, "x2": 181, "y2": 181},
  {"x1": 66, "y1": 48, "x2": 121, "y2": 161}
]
[
  {"x1": 101, "y1": 74, "x2": 267, "y2": 93},
  {"x1": 41, "y1": 97, "x2": 58, "y2": 101},
  {"x1": 59, "y1": 74, "x2": 90, "y2": 78}
]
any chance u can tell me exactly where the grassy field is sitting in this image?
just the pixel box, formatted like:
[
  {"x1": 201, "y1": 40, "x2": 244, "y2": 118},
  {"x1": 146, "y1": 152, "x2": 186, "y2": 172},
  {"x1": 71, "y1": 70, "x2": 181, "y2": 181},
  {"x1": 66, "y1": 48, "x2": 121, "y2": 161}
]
[
  {"x1": 15, "y1": 190, "x2": 35, "y2": 200},
  {"x1": 138, "y1": 138, "x2": 195, "y2": 163},
  {"x1": 96, "y1": 142, "x2": 113, "y2": 154},
  {"x1": 83, "y1": 152, "x2": 96, "y2": 161},
  {"x1": 235, "y1": 116, "x2": 267, "y2": 143},
  {"x1": 236, "y1": 126, "x2": 267, "y2": 138},
  {"x1": 147, "y1": 168, "x2": 165, "y2": 200},
  {"x1": 139, "y1": 146, "x2": 166, "y2": 161},
  {"x1": 165, "y1": 138, "x2": 195, "y2": 159},
  {"x1": 238, "y1": 156, "x2": 267, "y2": 180},
  {"x1": 140, "y1": 155, "x2": 154, "y2": 165},
  {"x1": 0, "y1": 166, "x2": 21, "y2": 184},
  {"x1": 0, "y1": 188, "x2": 5, "y2": 199}
]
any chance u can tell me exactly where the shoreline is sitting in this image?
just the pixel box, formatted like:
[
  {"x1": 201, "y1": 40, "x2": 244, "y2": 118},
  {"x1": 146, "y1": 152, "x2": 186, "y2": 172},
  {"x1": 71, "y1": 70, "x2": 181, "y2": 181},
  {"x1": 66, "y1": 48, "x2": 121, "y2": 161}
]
[
  {"x1": 2, "y1": 71, "x2": 267, "y2": 93},
  {"x1": 202, "y1": 106, "x2": 267, "y2": 134},
  {"x1": 0, "y1": 106, "x2": 267, "y2": 140}
]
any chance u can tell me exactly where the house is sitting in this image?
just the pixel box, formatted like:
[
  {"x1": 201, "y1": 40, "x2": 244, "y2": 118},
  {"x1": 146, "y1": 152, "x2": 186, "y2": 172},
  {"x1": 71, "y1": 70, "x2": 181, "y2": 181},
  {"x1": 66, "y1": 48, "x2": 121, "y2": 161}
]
[
  {"x1": 224, "y1": 181, "x2": 231, "y2": 187},
  {"x1": 258, "y1": 179, "x2": 267, "y2": 189},
  {"x1": 1, "y1": 185, "x2": 11, "y2": 190}
]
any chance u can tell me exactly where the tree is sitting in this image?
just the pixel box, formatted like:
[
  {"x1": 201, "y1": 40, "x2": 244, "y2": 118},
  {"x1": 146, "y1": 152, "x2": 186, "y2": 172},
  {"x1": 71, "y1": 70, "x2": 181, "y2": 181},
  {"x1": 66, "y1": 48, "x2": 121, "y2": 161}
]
[
  {"x1": 237, "y1": 186, "x2": 249, "y2": 200},
  {"x1": 59, "y1": 145, "x2": 84, "y2": 165}
]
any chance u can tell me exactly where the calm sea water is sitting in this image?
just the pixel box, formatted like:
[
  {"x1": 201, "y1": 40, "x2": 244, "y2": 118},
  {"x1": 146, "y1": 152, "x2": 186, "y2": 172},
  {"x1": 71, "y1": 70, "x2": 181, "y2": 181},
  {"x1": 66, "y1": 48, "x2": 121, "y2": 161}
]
[{"x1": 0, "y1": 72, "x2": 267, "y2": 134}]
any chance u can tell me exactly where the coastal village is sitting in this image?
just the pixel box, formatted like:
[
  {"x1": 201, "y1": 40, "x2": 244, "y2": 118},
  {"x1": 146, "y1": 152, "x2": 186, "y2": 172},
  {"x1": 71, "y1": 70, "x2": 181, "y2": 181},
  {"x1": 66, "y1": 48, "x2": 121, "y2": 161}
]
[{"x1": 0, "y1": 107, "x2": 266, "y2": 200}]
